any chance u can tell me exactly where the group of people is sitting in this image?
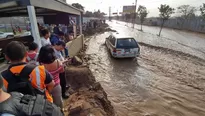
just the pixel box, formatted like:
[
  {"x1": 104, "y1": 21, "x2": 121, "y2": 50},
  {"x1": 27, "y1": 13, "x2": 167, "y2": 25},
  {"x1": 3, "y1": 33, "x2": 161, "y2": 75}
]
[
  {"x1": 0, "y1": 26, "x2": 74, "y2": 115},
  {"x1": 12, "y1": 25, "x2": 22, "y2": 35},
  {"x1": 82, "y1": 19, "x2": 106, "y2": 32}
]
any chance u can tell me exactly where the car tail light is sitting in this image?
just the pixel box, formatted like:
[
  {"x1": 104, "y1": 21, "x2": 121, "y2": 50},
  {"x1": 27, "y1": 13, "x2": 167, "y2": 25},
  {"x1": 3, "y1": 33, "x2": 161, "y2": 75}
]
[
  {"x1": 113, "y1": 48, "x2": 116, "y2": 53},
  {"x1": 113, "y1": 49, "x2": 121, "y2": 53}
]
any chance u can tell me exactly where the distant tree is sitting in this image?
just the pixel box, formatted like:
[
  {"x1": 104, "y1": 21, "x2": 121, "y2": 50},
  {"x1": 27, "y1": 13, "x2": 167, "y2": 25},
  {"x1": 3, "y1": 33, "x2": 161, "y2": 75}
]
[
  {"x1": 125, "y1": 14, "x2": 131, "y2": 21},
  {"x1": 200, "y1": 3, "x2": 205, "y2": 21},
  {"x1": 72, "y1": 3, "x2": 84, "y2": 11},
  {"x1": 84, "y1": 11, "x2": 93, "y2": 17},
  {"x1": 137, "y1": 5, "x2": 148, "y2": 31},
  {"x1": 101, "y1": 12, "x2": 106, "y2": 17},
  {"x1": 200, "y1": 3, "x2": 205, "y2": 30},
  {"x1": 93, "y1": 10, "x2": 106, "y2": 18},
  {"x1": 177, "y1": 5, "x2": 197, "y2": 28},
  {"x1": 83, "y1": 10, "x2": 106, "y2": 18},
  {"x1": 94, "y1": 10, "x2": 101, "y2": 17},
  {"x1": 158, "y1": 4, "x2": 175, "y2": 36}
]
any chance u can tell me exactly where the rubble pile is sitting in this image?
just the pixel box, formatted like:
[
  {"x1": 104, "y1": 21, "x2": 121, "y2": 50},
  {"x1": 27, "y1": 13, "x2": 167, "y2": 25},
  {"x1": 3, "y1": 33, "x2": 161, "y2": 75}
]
[
  {"x1": 64, "y1": 66, "x2": 115, "y2": 116},
  {"x1": 84, "y1": 23, "x2": 117, "y2": 36}
]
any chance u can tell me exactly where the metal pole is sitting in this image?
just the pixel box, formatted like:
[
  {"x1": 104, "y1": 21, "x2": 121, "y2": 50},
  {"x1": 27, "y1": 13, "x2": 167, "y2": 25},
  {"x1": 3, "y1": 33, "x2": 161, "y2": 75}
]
[
  {"x1": 132, "y1": 0, "x2": 138, "y2": 28},
  {"x1": 79, "y1": 12, "x2": 82, "y2": 35},
  {"x1": 27, "y1": 6, "x2": 41, "y2": 49},
  {"x1": 117, "y1": 9, "x2": 118, "y2": 20},
  {"x1": 135, "y1": 0, "x2": 138, "y2": 9},
  {"x1": 109, "y1": 7, "x2": 111, "y2": 21}
]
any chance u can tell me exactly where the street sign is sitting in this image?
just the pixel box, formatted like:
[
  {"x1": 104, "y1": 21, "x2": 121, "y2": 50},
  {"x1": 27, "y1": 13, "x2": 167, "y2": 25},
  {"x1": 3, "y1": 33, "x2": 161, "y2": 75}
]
[{"x1": 123, "y1": 5, "x2": 136, "y2": 13}]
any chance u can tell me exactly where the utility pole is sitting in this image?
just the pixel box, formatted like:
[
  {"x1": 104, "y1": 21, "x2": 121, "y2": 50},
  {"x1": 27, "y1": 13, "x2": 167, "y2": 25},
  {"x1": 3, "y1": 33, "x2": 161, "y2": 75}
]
[
  {"x1": 132, "y1": 0, "x2": 138, "y2": 28},
  {"x1": 109, "y1": 7, "x2": 111, "y2": 21},
  {"x1": 117, "y1": 9, "x2": 119, "y2": 20}
]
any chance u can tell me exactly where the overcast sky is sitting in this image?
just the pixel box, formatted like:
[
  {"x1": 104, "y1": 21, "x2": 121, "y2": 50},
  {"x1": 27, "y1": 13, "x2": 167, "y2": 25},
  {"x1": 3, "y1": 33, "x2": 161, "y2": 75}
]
[{"x1": 66, "y1": 0, "x2": 203, "y2": 17}]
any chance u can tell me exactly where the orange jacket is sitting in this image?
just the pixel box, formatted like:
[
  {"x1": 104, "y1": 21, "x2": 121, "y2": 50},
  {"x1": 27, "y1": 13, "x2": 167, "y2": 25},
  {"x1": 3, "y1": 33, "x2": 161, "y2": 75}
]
[{"x1": 2, "y1": 63, "x2": 53, "y2": 102}]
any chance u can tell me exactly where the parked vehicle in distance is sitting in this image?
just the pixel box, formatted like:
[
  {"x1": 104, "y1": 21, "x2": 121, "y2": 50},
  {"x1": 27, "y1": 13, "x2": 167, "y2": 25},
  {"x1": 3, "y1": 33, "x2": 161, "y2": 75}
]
[
  {"x1": 105, "y1": 33, "x2": 140, "y2": 58},
  {"x1": 21, "y1": 31, "x2": 31, "y2": 36},
  {"x1": 0, "y1": 31, "x2": 14, "y2": 39}
]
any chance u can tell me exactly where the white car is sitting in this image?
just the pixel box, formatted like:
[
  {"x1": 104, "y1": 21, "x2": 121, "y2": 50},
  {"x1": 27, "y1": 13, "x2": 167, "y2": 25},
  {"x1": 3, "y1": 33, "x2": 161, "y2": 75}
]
[
  {"x1": 105, "y1": 34, "x2": 140, "y2": 58},
  {"x1": 0, "y1": 31, "x2": 14, "y2": 39},
  {"x1": 21, "y1": 31, "x2": 31, "y2": 36}
]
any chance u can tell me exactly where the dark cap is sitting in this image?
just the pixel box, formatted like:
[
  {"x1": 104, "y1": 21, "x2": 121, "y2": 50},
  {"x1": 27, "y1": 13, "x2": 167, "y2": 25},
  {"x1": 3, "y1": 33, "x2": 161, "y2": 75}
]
[
  {"x1": 0, "y1": 75, "x2": 3, "y2": 89},
  {"x1": 53, "y1": 27, "x2": 60, "y2": 35},
  {"x1": 58, "y1": 31, "x2": 64, "y2": 36},
  {"x1": 56, "y1": 41, "x2": 66, "y2": 48}
]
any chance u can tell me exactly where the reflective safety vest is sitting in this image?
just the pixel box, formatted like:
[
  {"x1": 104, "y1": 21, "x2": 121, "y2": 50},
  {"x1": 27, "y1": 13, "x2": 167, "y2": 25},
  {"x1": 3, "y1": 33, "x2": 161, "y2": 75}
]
[{"x1": 1, "y1": 63, "x2": 53, "y2": 102}]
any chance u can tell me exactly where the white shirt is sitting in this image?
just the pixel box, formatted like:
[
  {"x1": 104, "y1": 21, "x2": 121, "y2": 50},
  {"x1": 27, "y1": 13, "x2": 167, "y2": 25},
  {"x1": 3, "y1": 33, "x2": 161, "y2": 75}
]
[
  {"x1": 41, "y1": 37, "x2": 51, "y2": 47},
  {"x1": 53, "y1": 48, "x2": 65, "y2": 61}
]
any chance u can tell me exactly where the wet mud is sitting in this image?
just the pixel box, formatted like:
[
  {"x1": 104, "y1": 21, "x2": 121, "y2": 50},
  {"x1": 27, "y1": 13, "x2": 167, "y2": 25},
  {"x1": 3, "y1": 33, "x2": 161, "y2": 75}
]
[
  {"x1": 86, "y1": 33, "x2": 205, "y2": 116},
  {"x1": 108, "y1": 21, "x2": 205, "y2": 60}
]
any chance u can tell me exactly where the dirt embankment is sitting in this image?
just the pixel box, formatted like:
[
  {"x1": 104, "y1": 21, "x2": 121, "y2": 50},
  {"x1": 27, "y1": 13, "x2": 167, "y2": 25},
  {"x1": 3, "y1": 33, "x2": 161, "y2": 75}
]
[
  {"x1": 64, "y1": 66, "x2": 114, "y2": 116},
  {"x1": 64, "y1": 24, "x2": 116, "y2": 116}
]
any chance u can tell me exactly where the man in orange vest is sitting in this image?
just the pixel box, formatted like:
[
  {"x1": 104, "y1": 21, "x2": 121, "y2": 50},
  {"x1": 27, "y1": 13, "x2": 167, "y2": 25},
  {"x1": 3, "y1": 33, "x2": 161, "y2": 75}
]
[{"x1": 1, "y1": 41, "x2": 55, "y2": 102}]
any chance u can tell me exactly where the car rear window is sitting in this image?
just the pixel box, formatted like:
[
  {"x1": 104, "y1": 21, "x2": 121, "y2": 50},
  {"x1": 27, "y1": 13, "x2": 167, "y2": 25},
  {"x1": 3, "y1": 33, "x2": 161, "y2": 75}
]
[{"x1": 116, "y1": 38, "x2": 138, "y2": 48}]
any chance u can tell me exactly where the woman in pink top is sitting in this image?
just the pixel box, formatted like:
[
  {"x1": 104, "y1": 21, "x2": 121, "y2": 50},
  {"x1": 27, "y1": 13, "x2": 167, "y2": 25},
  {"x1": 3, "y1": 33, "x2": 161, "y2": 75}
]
[
  {"x1": 26, "y1": 42, "x2": 39, "y2": 65},
  {"x1": 38, "y1": 45, "x2": 64, "y2": 108}
]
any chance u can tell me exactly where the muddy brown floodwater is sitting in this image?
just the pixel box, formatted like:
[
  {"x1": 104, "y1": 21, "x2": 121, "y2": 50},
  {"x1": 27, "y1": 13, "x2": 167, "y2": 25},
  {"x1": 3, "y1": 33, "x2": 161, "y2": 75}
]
[{"x1": 86, "y1": 33, "x2": 205, "y2": 116}]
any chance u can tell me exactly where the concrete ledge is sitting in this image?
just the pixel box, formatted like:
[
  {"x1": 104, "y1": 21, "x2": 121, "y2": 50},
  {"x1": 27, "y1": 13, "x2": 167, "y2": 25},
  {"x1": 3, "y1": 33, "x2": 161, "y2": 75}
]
[{"x1": 66, "y1": 34, "x2": 84, "y2": 57}]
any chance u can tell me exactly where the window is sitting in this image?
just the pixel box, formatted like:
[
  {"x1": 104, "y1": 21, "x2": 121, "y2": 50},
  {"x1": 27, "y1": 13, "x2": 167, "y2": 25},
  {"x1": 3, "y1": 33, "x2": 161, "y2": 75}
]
[
  {"x1": 110, "y1": 37, "x2": 116, "y2": 46},
  {"x1": 116, "y1": 38, "x2": 138, "y2": 48},
  {"x1": 108, "y1": 35, "x2": 112, "y2": 39}
]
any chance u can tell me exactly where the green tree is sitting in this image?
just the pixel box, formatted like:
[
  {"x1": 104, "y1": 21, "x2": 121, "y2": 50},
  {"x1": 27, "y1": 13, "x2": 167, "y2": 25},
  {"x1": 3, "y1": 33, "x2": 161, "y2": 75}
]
[
  {"x1": 72, "y1": 3, "x2": 84, "y2": 11},
  {"x1": 177, "y1": 5, "x2": 196, "y2": 28},
  {"x1": 200, "y1": 3, "x2": 205, "y2": 21},
  {"x1": 93, "y1": 10, "x2": 106, "y2": 18},
  {"x1": 84, "y1": 11, "x2": 93, "y2": 17},
  {"x1": 137, "y1": 5, "x2": 148, "y2": 31},
  {"x1": 83, "y1": 10, "x2": 106, "y2": 18},
  {"x1": 158, "y1": 4, "x2": 175, "y2": 36}
]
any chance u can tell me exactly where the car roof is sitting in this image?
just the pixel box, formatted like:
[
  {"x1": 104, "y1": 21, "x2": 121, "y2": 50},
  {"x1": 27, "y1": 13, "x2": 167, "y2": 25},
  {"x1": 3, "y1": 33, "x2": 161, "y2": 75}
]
[{"x1": 111, "y1": 33, "x2": 134, "y2": 39}]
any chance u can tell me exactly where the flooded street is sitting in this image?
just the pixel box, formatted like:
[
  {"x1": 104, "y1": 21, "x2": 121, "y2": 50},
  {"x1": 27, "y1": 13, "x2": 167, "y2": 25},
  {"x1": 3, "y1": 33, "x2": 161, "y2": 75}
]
[
  {"x1": 85, "y1": 30, "x2": 205, "y2": 115},
  {"x1": 108, "y1": 21, "x2": 205, "y2": 60}
]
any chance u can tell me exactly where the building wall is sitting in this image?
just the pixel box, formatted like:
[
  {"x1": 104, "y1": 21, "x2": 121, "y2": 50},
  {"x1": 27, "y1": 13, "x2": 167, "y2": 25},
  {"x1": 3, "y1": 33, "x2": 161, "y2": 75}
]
[
  {"x1": 119, "y1": 16, "x2": 205, "y2": 33},
  {"x1": 147, "y1": 17, "x2": 205, "y2": 33}
]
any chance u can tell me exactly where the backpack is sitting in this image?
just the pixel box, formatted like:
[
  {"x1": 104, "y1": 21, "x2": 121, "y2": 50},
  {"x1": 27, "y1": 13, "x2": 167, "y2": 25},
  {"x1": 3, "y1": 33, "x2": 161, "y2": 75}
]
[
  {"x1": 27, "y1": 53, "x2": 39, "y2": 65},
  {"x1": 1, "y1": 64, "x2": 45, "y2": 97},
  {"x1": 0, "y1": 92, "x2": 64, "y2": 116}
]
